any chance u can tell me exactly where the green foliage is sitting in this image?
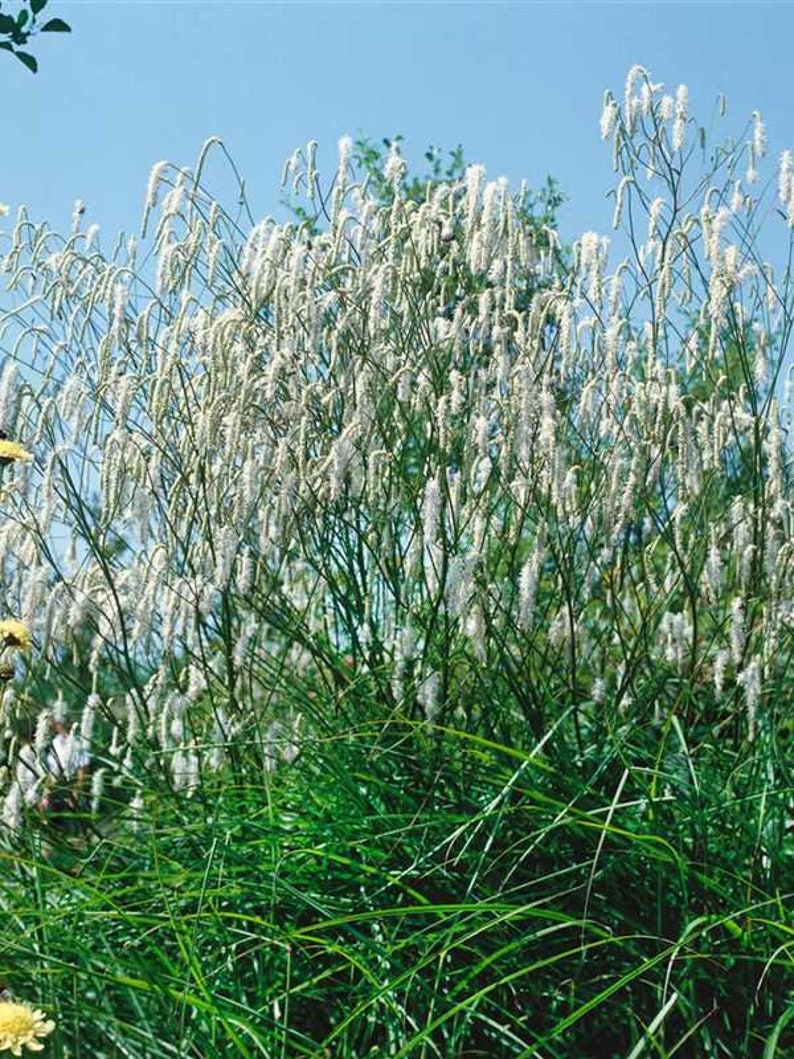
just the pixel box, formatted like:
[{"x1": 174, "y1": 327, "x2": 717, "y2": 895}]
[
  {"x1": 353, "y1": 134, "x2": 564, "y2": 224},
  {"x1": 350, "y1": 135, "x2": 564, "y2": 226},
  {"x1": 285, "y1": 133, "x2": 566, "y2": 273},
  {"x1": 0, "y1": 716, "x2": 789, "y2": 1057},
  {"x1": 0, "y1": 0, "x2": 70, "y2": 73}
]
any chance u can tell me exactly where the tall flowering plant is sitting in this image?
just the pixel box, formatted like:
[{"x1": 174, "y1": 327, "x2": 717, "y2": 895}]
[{"x1": 0, "y1": 69, "x2": 790, "y2": 827}]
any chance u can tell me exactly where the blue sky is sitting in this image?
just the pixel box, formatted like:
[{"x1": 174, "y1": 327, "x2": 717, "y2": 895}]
[{"x1": 1, "y1": 2, "x2": 793, "y2": 250}]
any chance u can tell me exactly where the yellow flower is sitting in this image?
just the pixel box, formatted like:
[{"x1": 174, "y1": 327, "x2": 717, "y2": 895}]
[
  {"x1": 0, "y1": 1001, "x2": 55, "y2": 1055},
  {"x1": 0, "y1": 441, "x2": 32, "y2": 466},
  {"x1": 0, "y1": 621, "x2": 31, "y2": 652}
]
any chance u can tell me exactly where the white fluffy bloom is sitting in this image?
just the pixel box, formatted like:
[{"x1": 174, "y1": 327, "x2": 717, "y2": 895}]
[
  {"x1": 713, "y1": 649, "x2": 730, "y2": 698},
  {"x1": 46, "y1": 728, "x2": 91, "y2": 780},
  {"x1": 337, "y1": 135, "x2": 353, "y2": 176},
  {"x1": 600, "y1": 94, "x2": 618, "y2": 140},
  {"x1": 752, "y1": 111, "x2": 766, "y2": 159},
  {"x1": 418, "y1": 671, "x2": 441, "y2": 722},
  {"x1": 737, "y1": 658, "x2": 761, "y2": 740},
  {"x1": 15, "y1": 745, "x2": 39, "y2": 796},
  {"x1": 383, "y1": 143, "x2": 406, "y2": 188},
  {"x1": 146, "y1": 160, "x2": 169, "y2": 209},
  {"x1": 623, "y1": 64, "x2": 647, "y2": 126},
  {"x1": 518, "y1": 546, "x2": 543, "y2": 629},
  {"x1": 422, "y1": 474, "x2": 442, "y2": 543},
  {"x1": 2, "y1": 783, "x2": 22, "y2": 830},
  {"x1": 91, "y1": 768, "x2": 106, "y2": 815},
  {"x1": 730, "y1": 597, "x2": 746, "y2": 665},
  {"x1": 779, "y1": 150, "x2": 793, "y2": 203},
  {"x1": 778, "y1": 151, "x2": 794, "y2": 225},
  {"x1": 672, "y1": 84, "x2": 688, "y2": 151},
  {"x1": 648, "y1": 197, "x2": 665, "y2": 241}
]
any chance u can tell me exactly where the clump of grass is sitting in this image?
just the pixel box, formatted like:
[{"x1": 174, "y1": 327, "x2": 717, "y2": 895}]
[
  {"x1": 0, "y1": 710, "x2": 789, "y2": 1056},
  {"x1": 0, "y1": 66, "x2": 790, "y2": 1055}
]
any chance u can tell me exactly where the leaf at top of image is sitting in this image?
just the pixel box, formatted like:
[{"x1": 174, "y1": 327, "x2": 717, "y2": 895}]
[{"x1": 40, "y1": 17, "x2": 70, "y2": 32}]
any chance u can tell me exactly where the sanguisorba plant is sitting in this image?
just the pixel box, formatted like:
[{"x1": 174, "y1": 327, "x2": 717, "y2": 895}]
[{"x1": 0, "y1": 66, "x2": 790, "y2": 1054}]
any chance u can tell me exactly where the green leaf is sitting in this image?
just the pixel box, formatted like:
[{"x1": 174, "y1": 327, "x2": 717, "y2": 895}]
[
  {"x1": 0, "y1": 13, "x2": 16, "y2": 33},
  {"x1": 40, "y1": 17, "x2": 70, "y2": 32},
  {"x1": 16, "y1": 8, "x2": 27, "y2": 27},
  {"x1": 30, "y1": 0, "x2": 48, "y2": 14},
  {"x1": 15, "y1": 49, "x2": 37, "y2": 73},
  {"x1": 765, "y1": 1004, "x2": 794, "y2": 1058}
]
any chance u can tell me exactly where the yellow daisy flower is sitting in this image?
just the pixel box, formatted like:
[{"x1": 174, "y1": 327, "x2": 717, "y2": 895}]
[
  {"x1": 0, "y1": 1000, "x2": 55, "y2": 1054},
  {"x1": 0, "y1": 441, "x2": 32, "y2": 467},
  {"x1": 0, "y1": 621, "x2": 31, "y2": 652}
]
